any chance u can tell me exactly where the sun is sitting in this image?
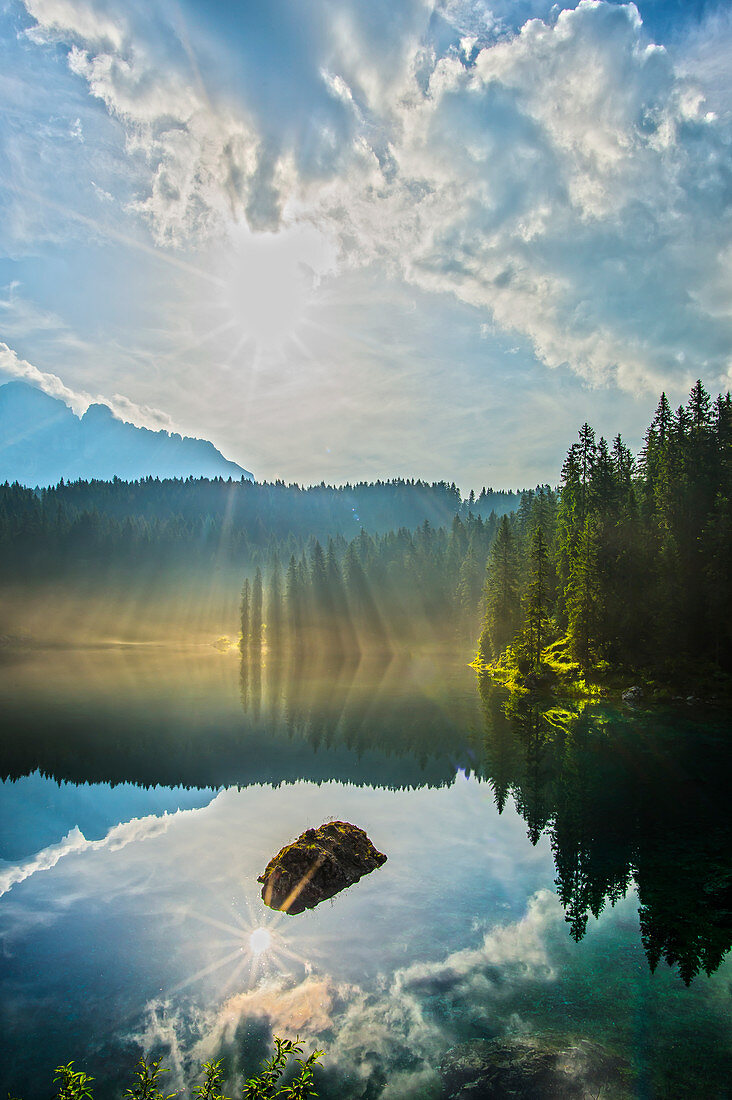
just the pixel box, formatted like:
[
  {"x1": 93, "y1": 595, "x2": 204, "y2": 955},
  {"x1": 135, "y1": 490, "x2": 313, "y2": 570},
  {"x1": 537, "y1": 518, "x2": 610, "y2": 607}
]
[{"x1": 216, "y1": 224, "x2": 335, "y2": 351}]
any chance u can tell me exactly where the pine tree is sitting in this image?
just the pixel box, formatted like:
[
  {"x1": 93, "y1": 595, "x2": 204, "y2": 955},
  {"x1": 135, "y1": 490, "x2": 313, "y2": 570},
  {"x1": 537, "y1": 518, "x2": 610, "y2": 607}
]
[
  {"x1": 239, "y1": 578, "x2": 251, "y2": 655},
  {"x1": 566, "y1": 518, "x2": 601, "y2": 669},
  {"x1": 267, "y1": 554, "x2": 283, "y2": 653},
  {"x1": 479, "y1": 515, "x2": 520, "y2": 660},
  {"x1": 285, "y1": 554, "x2": 303, "y2": 649},
  {"x1": 251, "y1": 567, "x2": 264, "y2": 650},
  {"x1": 326, "y1": 539, "x2": 357, "y2": 652},
  {"x1": 522, "y1": 526, "x2": 551, "y2": 669}
]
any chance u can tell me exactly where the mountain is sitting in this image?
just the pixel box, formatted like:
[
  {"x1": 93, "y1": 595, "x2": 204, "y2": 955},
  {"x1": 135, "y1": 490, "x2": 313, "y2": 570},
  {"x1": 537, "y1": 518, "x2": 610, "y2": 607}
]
[{"x1": 0, "y1": 382, "x2": 252, "y2": 485}]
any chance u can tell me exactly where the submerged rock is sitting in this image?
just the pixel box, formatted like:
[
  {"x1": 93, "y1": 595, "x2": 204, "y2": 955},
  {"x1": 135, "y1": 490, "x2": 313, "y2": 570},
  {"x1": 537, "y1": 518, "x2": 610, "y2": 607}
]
[
  {"x1": 622, "y1": 685, "x2": 643, "y2": 704},
  {"x1": 258, "y1": 821, "x2": 387, "y2": 914},
  {"x1": 439, "y1": 1037, "x2": 628, "y2": 1099}
]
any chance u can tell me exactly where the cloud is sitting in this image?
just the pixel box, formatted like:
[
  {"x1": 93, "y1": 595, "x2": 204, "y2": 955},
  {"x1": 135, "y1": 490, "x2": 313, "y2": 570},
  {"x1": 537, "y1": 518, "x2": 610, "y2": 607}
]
[
  {"x1": 0, "y1": 339, "x2": 174, "y2": 429},
  {"x1": 0, "y1": 809, "x2": 190, "y2": 898},
  {"x1": 0, "y1": 339, "x2": 93, "y2": 412},
  {"x1": 14, "y1": 0, "x2": 732, "y2": 413},
  {"x1": 318, "y1": 1, "x2": 732, "y2": 394},
  {"x1": 130, "y1": 889, "x2": 569, "y2": 1097}
]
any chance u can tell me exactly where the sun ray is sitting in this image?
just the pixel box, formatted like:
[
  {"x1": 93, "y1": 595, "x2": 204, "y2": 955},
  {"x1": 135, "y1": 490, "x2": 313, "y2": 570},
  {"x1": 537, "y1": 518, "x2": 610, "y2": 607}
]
[
  {"x1": 164, "y1": 944, "x2": 248, "y2": 998},
  {"x1": 8, "y1": 184, "x2": 224, "y2": 286}
]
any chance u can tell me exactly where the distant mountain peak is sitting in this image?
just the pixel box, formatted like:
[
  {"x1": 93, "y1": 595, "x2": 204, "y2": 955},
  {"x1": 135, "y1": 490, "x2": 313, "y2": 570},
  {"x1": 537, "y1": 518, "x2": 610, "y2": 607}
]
[{"x1": 0, "y1": 381, "x2": 253, "y2": 485}]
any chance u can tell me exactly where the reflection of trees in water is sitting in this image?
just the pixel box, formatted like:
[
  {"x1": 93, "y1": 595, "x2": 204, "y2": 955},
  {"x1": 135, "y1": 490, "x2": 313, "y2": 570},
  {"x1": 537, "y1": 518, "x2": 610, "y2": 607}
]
[
  {"x1": 476, "y1": 675, "x2": 732, "y2": 983},
  {"x1": 4, "y1": 648, "x2": 728, "y2": 983},
  {"x1": 238, "y1": 650, "x2": 479, "y2": 778},
  {"x1": 0, "y1": 650, "x2": 479, "y2": 792}
]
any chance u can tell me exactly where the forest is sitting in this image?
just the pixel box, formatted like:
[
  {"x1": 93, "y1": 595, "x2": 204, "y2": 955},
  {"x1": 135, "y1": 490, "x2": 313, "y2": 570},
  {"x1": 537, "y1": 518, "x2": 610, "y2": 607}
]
[
  {"x1": 235, "y1": 381, "x2": 731, "y2": 686},
  {"x1": 1, "y1": 380, "x2": 729, "y2": 683},
  {"x1": 0, "y1": 476, "x2": 511, "y2": 643},
  {"x1": 0, "y1": 475, "x2": 516, "y2": 578},
  {"x1": 476, "y1": 381, "x2": 731, "y2": 686}
]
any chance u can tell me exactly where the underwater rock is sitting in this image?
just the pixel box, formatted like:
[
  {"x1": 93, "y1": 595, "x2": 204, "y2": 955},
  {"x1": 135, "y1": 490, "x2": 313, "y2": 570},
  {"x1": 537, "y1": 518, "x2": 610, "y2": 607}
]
[
  {"x1": 622, "y1": 685, "x2": 643, "y2": 704},
  {"x1": 439, "y1": 1037, "x2": 628, "y2": 1099},
  {"x1": 258, "y1": 821, "x2": 387, "y2": 914}
]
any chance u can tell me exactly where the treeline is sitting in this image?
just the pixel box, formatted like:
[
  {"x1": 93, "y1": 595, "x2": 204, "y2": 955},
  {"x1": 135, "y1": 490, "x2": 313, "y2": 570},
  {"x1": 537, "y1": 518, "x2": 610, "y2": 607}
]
[
  {"x1": 238, "y1": 512, "x2": 502, "y2": 653},
  {"x1": 478, "y1": 381, "x2": 732, "y2": 680},
  {"x1": 0, "y1": 476, "x2": 517, "y2": 582}
]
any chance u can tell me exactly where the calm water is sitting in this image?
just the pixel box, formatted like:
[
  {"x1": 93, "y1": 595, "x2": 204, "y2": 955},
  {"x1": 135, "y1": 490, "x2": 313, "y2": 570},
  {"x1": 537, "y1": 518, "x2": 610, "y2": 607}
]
[{"x1": 1, "y1": 647, "x2": 731, "y2": 1098}]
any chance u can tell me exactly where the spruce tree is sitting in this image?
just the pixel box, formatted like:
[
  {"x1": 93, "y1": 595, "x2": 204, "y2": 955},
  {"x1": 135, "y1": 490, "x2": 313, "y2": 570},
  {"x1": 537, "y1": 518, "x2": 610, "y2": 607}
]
[
  {"x1": 239, "y1": 578, "x2": 251, "y2": 655},
  {"x1": 522, "y1": 526, "x2": 551, "y2": 669},
  {"x1": 479, "y1": 515, "x2": 520, "y2": 661},
  {"x1": 251, "y1": 567, "x2": 264, "y2": 650},
  {"x1": 267, "y1": 555, "x2": 284, "y2": 654}
]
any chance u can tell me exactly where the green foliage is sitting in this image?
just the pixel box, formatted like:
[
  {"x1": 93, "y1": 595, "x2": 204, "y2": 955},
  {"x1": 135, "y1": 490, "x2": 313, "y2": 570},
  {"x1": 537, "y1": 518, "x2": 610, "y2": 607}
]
[
  {"x1": 243, "y1": 1036, "x2": 323, "y2": 1099},
  {"x1": 192, "y1": 1061, "x2": 228, "y2": 1100},
  {"x1": 124, "y1": 1058, "x2": 178, "y2": 1100},
  {"x1": 14, "y1": 1040, "x2": 323, "y2": 1100},
  {"x1": 54, "y1": 1064, "x2": 95, "y2": 1100},
  {"x1": 477, "y1": 380, "x2": 732, "y2": 688}
]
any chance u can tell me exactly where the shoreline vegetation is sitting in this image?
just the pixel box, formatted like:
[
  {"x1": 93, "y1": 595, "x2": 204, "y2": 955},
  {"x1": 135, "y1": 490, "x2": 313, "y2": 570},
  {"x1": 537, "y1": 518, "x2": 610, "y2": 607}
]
[
  {"x1": 472, "y1": 634, "x2": 732, "y2": 705},
  {"x1": 472, "y1": 381, "x2": 731, "y2": 706},
  {"x1": 15, "y1": 1039, "x2": 324, "y2": 1100}
]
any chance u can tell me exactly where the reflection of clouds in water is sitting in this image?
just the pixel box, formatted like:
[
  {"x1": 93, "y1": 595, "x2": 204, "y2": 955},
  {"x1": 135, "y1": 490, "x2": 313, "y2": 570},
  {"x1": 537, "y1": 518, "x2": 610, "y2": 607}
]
[
  {"x1": 0, "y1": 801, "x2": 217, "y2": 899},
  {"x1": 132, "y1": 890, "x2": 569, "y2": 1098}
]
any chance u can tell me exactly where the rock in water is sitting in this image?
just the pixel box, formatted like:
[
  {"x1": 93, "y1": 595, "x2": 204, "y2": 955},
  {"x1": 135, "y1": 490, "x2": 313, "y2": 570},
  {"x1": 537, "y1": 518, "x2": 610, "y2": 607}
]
[
  {"x1": 258, "y1": 821, "x2": 387, "y2": 914},
  {"x1": 439, "y1": 1037, "x2": 628, "y2": 1099}
]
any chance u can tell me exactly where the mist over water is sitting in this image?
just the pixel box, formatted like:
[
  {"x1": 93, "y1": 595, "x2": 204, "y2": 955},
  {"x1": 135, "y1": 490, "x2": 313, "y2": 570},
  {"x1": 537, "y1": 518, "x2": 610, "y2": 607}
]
[{"x1": 1, "y1": 648, "x2": 731, "y2": 1099}]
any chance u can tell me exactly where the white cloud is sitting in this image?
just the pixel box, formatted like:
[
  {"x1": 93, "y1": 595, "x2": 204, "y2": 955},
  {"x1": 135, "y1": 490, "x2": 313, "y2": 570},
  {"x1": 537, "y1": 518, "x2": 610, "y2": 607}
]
[
  {"x1": 317, "y1": 1, "x2": 732, "y2": 394},
  {"x1": 0, "y1": 809, "x2": 189, "y2": 898},
  {"x1": 24, "y1": 0, "x2": 128, "y2": 50},
  {"x1": 16, "y1": 0, "x2": 732, "y2": 405},
  {"x1": 128, "y1": 889, "x2": 578, "y2": 1097},
  {"x1": 0, "y1": 339, "x2": 174, "y2": 429}
]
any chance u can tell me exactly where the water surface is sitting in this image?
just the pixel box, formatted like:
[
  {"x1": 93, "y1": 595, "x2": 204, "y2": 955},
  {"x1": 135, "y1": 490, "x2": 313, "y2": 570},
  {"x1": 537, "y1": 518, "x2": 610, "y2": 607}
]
[{"x1": 1, "y1": 647, "x2": 730, "y2": 1098}]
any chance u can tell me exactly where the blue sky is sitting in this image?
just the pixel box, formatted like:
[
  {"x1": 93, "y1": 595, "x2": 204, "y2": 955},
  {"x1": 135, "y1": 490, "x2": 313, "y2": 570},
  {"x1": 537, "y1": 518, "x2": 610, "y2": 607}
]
[{"x1": 0, "y1": 0, "x2": 730, "y2": 487}]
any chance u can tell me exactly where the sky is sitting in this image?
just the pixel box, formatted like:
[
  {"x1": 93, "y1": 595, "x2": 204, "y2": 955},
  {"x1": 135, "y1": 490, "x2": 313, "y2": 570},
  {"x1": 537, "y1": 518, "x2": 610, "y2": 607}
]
[{"x1": 0, "y1": 0, "x2": 730, "y2": 488}]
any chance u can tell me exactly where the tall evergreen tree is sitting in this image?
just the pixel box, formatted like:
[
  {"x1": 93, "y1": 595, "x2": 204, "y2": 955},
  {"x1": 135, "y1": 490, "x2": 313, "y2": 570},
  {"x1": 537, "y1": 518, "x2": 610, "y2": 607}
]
[
  {"x1": 251, "y1": 567, "x2": 264, "y2": 650},
  {"x1": 267, "y1": 554, "x2": 284, "y2": 653},
  {"x1": 239, "y1": 578, "x2": 251, "y2": 654},
  {"x1": 479, "y1": 515, "x2": 520, "y2": 660},
  {"x1": 522, "y1": 526, "x2": 551, "y2": 669}
]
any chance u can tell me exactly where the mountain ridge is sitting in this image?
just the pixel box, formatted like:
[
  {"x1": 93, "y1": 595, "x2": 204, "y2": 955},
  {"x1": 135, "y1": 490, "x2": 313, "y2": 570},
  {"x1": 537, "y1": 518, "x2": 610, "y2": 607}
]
[{"x1": 0, "y1": 381, "x2": 252, "y2": 485}]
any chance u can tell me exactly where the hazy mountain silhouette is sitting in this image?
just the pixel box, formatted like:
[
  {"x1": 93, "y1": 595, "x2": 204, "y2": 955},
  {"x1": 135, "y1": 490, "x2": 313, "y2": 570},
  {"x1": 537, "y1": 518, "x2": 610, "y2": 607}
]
[{"x1": 0, "y1": 382, "x2": 252, "y2": 484}]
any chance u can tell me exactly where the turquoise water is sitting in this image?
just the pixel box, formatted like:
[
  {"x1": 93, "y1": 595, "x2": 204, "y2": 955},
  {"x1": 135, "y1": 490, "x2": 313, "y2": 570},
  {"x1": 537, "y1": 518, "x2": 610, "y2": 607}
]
[{"x1": 1, "y1": 648, "x2": 730, "y2": 1098}]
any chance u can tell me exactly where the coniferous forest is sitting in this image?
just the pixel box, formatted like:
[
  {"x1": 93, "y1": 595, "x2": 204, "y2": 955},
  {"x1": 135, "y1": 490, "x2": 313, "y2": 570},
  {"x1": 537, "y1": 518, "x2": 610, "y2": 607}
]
[
  {"x1": 1, "y1": 381, "x2": 730, "y2": 689},
  {"x1": 476, "y1": 381, "x2": 731, "y2": 689},
  {"x1": 234, "y1": 381, "x2": 731, "y2": 690}
]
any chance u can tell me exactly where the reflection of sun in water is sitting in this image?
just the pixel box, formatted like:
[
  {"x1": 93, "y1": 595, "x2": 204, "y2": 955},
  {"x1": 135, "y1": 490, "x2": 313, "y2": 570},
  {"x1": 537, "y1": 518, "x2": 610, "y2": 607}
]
[
  {"x1": 250, "y1": 927, "x2": 272, "y2": 955},
  {"x1": 163, "y1": 900, "x2": 312, "y2": 1003}
]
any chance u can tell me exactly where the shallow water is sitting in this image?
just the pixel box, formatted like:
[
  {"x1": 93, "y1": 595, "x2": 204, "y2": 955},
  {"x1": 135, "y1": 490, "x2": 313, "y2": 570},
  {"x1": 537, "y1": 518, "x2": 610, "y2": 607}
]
[{"x1": 1, "y1": 647, "x2": 730, "y2": 1098}]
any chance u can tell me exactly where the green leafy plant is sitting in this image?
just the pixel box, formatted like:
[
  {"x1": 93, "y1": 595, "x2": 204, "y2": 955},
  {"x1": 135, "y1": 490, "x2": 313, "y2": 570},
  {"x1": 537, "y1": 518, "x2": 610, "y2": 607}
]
[
  {"x1": 12, "y1": 1039, "x2": 324, "y2": 1100},
  {"x1": 54, "y1": 1064, "x2": 95, "y2": 1100},
  {"x1": 124, "y1": 1058, "x2": 178, "y2": 1100},
  {"x1": 192, "y1": 1061, "x2": 229, "y2": 1100},
  {"x1": 243, "y1": 1036, "x2": 324, "y2": 1100}
]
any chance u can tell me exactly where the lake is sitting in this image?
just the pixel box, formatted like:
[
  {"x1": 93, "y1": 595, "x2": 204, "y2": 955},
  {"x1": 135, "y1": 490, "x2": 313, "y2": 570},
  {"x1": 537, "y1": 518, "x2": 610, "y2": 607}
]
[{"x1": 1, "y1": 646, "x2": 731, "y2": 1098}]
